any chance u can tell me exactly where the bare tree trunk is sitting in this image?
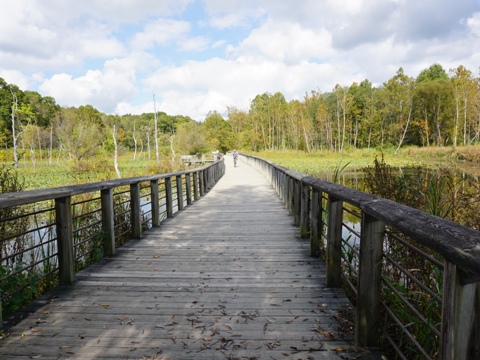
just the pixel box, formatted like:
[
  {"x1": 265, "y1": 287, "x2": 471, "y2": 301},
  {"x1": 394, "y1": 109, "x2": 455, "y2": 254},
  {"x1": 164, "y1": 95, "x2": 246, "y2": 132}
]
[
  {"x1": 463, "y1": 97, "x2": 468, "y2": 145},
  {"x1": 153, "y1": 91, "x2": 159, "y2": 163},
  {"x1": 301, "y1": 113, "x2": 311, "y2": 153},
  {"x1": 10, "y1": 92, "x2": 19, "y2": 168},
  {"x1": 113, "y1": 124, "x2": 122, "y2": 179},
  {"x1": 49, "y1": 127, "x2": 53, "y2": 165},
  {"x1": 170, "y1": 135, "x2": 176, "y2": 165},
  {"x1": 147, "y1": 130, "x2": 151, "y2": 160},
  {"x1": 133, "y1": 119, "x2": 137, "y2": 160},
  {"x1": 395, "y1": 104, "x2": 413, "y2": 154}
]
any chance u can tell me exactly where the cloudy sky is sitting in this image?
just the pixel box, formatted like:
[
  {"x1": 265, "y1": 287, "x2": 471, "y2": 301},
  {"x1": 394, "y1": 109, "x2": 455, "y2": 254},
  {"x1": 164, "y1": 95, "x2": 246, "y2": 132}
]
[{"x1": 1, "y1": 0, "x2": 480, "y2": 121}]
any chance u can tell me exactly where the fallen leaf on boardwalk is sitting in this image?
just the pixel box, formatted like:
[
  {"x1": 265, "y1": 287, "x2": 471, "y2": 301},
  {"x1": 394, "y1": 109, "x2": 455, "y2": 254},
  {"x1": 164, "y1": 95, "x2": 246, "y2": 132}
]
[
  {"x1": 42, "y1": 311, "x2": 49, "y2": 315},
  {"x1": 324, "y1": 331, "x2": 335, "y2": 339},
  {"x1": 152, "y1": 255, "x2": 159, "y2": 258},
  {"x1": 30, "y1": 328, "x2": 41, "y2": 333},
  {"x1": 203, "y1": 336, "x2": 212, "y2": 341},
  {"x1": 223, "y1": 324, "x2": 232, "y2": 330},
  {"x1": 30, "y1": 355, "x2": 42, "y2": 359},
  {"x1": 118, "y1": 316, "x2": 127, "y2": 321},
  {"x1": 336, "y1": 348, "x2": 343, "y2": 353},
  {"x1": 265, "y1": 338, "x2": 281, "y2": 350},
  {"x1": 316, "y1": 327, "x2": 323, "y2": 334},
  {"x1": 21, "y1": 333, "x2": 25, "y2": 338},
  {"x1": 59, "y1": 346, "x2": 71, "y2": 349},
  {"x1": 99, "y1": 303, "x2": 110, "y2": 308}
]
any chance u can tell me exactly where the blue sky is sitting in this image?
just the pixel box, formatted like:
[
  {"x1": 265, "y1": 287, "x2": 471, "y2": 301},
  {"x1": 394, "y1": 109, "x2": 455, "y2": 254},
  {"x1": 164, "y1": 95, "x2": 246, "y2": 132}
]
[{"x1": 1, "y1": 0, "x2": 480, "y2": 121}]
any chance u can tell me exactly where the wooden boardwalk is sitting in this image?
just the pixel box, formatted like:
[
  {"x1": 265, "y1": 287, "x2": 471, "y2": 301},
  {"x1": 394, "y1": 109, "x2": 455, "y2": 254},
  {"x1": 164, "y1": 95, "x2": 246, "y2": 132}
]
[{"x1": 0, "y1": 158, "x2": 381, "y2": 359}]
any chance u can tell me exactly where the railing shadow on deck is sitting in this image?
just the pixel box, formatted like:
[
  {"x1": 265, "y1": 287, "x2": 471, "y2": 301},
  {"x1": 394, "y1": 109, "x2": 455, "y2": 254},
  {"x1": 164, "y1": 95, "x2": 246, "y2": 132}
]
[
  {"x1": 240, "y1": 153, "x2": 480, "y2": 360},
  {"x1": 0, "y1": 160, "x2": 225, "y2": 331}
]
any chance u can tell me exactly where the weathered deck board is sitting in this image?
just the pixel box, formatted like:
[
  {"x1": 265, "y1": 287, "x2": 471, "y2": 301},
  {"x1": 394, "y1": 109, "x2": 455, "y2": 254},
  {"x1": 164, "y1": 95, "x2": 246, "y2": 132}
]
[{"x1": 0, "y1": 157, "x2": 381, "y2": 359}]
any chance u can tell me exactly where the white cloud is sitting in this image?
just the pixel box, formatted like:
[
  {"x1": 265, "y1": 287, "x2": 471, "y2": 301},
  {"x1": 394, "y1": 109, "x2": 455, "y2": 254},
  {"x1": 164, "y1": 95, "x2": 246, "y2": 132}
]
[
  {"x1": 467, "y1": 12, "x2": 480, "y2": 35},
  {"x1": 2, "y1": 0, "x2": 480, "y2": 123},
  {"x1": 131, "y1": 19, "x2": 191, "y2": 50},
  {"x1": 227, "y1": 19, "x2": 334, "y2": 65},
  {"x1": 0, "y1": 69, "x2": 31, "y2": 90},
  {"x1": 39, "y1": 58, "x2": 138, "y2": 113}
]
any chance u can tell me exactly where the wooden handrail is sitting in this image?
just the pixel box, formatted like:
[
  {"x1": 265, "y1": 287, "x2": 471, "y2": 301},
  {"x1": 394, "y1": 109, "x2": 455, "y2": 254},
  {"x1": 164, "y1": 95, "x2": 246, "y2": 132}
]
[
  {"x1": 240, "y1": 153, "x2": 480, "y2": 360},
  {"x1": 0, "y1": 160, "x2": 225, "y2": 330}
]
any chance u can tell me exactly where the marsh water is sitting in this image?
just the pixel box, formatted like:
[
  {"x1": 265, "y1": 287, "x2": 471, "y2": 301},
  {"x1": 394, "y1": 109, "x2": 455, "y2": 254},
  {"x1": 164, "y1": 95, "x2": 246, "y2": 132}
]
[{"x1": 315, "y1": 162, "x2": 480, "y2": 231}]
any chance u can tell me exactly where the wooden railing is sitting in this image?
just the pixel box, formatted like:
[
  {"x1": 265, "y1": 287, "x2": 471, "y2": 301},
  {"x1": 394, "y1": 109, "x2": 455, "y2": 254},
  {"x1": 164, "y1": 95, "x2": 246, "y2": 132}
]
[
  {"x1": 0, "y1": 160, "x2": 225, "y2": 329},
  {"x1": 241, "y1": 153, "x2": 480, "y2": 360}
]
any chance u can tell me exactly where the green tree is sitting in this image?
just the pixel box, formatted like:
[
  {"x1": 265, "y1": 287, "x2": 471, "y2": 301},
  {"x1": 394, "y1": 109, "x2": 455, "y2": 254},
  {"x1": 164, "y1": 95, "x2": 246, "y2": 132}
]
[
  {"x1": 54, "y1": 106, "x2": 105, "y2": 161},
  {"x1": 415, "y1": 64, "x2": 454, "y2": 146},
  {"x1": 202, "y1": 111, "x2": 233, "y2": 153},
  {"x1": 175, "y1": 121, "x2": 208, "y2": 155},
  {"x1": 376, "y1": 68, "x2": 416, "y2": 151},
  {"x1": 449, "y1": 65, "x2": 479, "y2": 146}
]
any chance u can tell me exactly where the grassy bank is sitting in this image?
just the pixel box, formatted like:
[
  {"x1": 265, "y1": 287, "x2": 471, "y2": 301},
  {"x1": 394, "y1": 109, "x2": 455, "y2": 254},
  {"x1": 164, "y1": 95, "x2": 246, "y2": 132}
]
[
  {"x1": 0, "y1": 152, "x2": 187, "y2": 190},
  {"x1": 2, "y1": 145, "x2": 479, "y2": 191},
  {"x1": 247, "y1": 145, "x2": 480, "y2": 177}
]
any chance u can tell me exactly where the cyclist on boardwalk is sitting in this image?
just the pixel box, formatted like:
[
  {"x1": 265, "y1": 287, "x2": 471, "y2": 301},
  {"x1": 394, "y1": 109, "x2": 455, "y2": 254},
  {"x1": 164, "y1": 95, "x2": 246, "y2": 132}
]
[{"x1": 232, "y1": 149, "x2": 238, "y2": 167}]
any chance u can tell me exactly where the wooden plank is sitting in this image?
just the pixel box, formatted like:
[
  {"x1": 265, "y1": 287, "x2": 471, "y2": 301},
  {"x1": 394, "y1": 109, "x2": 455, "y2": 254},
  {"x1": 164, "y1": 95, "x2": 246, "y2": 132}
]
[{"x1": 0, "y1": 159, "x2": 380, "y2": 360}]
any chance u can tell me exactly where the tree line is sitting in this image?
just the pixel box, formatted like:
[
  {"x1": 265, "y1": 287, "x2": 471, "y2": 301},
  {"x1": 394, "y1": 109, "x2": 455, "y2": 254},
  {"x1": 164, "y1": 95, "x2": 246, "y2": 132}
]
[
  {"x1": 1, "y1": 63, "x2": 479, "y2": 169},
  {"x1": 228, "y1": 64, "x2": 480, "y2": 153}
]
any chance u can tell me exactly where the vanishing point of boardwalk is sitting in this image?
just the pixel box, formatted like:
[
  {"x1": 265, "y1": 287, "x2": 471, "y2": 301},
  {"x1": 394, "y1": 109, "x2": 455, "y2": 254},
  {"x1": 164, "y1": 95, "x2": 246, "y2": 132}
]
[{"x1": 0, "y1": 158, "x2": 381, "y2": 359}]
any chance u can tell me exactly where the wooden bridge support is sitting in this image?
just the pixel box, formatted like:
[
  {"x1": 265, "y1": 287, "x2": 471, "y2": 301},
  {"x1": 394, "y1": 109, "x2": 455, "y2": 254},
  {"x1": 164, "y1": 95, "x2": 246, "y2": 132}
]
[
  {"x1": 441, "y1": 262, "x2": 480, "y2": 359},
  {"x1": 101, "y1": 188, "x2": 116, "y2": 256},
  {"x1": 55, "y1": 196, "x2": 75, "y2": 284}
]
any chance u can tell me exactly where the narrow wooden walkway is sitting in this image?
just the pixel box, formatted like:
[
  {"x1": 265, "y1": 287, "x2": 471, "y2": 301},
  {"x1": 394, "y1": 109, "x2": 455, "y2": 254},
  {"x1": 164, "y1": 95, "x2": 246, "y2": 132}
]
[{"x1": 0, "y1": 158, "x2": 380, "y2": 359}]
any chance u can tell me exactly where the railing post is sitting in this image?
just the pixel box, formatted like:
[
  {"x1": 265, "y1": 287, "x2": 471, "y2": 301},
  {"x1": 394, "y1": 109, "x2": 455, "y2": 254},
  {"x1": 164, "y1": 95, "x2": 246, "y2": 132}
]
[
  {"x1": 130, "y1": 183, "x2": 142, "y2": 239},
  {"x1": 310, "y1": 188, "x2": 323, "y2": 257},
  {"x1": 150, "y1": 180, "x2": 160, "y2": 227},
  {"x1": 101, "y1": 188, "x2": 115, "y2": 256},
  {"x1": 281, "y1": 172, "x2": 287, "y2": 206},
  {"x1": 165, "y1": 177, "x2": 173, "y2": 218},
  {"x1": 193, "y1": 172, "x2": 199, "y2": 200},
  {"x1": 55, "y1": 196, "x2": 75, "y2": 284},
  {"x1": 185, "y1": 173, "x2": 192, "y2": 205},
  {"x1": 440, "y1": 261, "x2": 480, "y2": 359},
  {"x1": 176, "y1": 175, "x2": 184, "y2": 211},
  {"x1": 199, "y1": 170, "x2": 205, "y2": 196},
  {"x1": 292, "y1": 179, "x2": 301, "y2": 226},
  {"x1": 326, "y1": 195, "x2": 343, "y2": 288},
  {"x1": 287, "y1": 176, "x2": 294, "y2": 212},
  {"x1": 355, "y1": 213, "x2": 385, "y2": 347},
  {"x1": 300, "y1": 181, "x2": 310, "y2": 238}
]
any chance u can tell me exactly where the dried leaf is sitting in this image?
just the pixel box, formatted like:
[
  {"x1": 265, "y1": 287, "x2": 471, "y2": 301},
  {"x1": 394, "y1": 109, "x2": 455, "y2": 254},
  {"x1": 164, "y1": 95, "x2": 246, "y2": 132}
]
[
  {"x1": 99, "y1": 304, "x2": 110, "y2": 308},
  {"x1": 324, "y1": 331, "x2": 335, "y2": 339}
]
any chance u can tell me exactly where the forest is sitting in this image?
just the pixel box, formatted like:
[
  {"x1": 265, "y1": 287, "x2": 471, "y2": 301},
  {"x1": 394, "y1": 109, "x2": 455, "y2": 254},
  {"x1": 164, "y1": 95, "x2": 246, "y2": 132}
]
[{"x1": 1, "y1": 63, "x2": 480, "y2": 169}]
